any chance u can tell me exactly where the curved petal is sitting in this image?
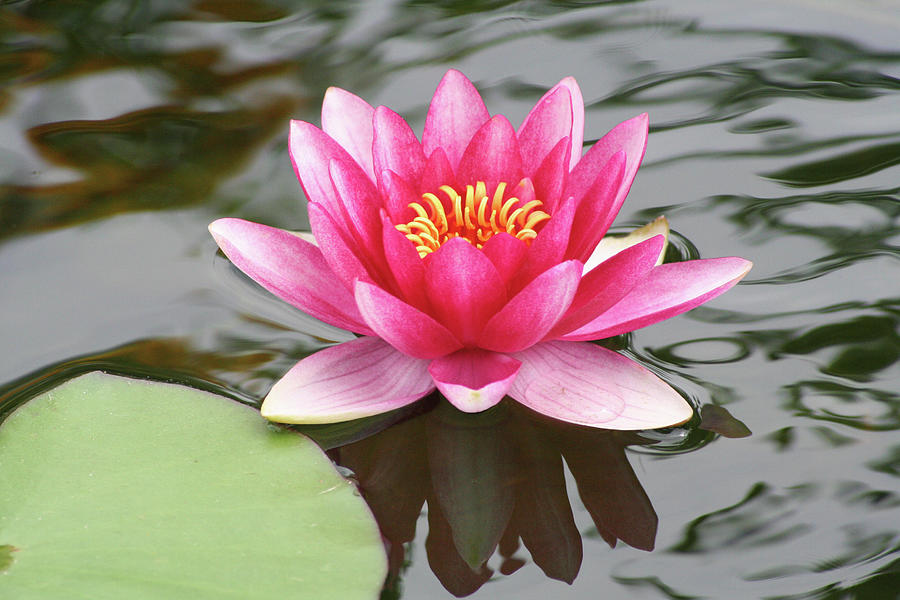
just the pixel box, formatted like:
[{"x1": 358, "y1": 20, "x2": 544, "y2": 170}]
[
  {"x1": 419, "y1": 147, "x2": 457, "y2": 197},
  {"x1": 373, "y1": 106, "x2": 425, "y2": 186},
  {"x1": 509, "y1": 341, "x2": 693, "y2": 429},
  {"x1": 566, "y1": 150, "x2": 626, "y2": 262},
  {"x1": 548, "y1": 234, "x2": 665, "y2": 338},
  {"x1": 532, "y1": 136, "x2": 571, "y2": 214},
  {"x1": 584, "y1": 216, "x2": 669, "y2": 273},
  {"x1": 565, "y1": 113, "x2": 648, "y2": 215},
  {"x1": 515, "y1": 196, "x2": 576, "y2": 290},
  {"x1": 556, "y1": 77, "x2": 585, "y2": 170},
  {"x1": 209, "y1": 218, "x2": 373, "y2": 335},
  {"x1": 425, "y1": 238, "x2": 507, "y2": 344},
  {"x1": 355, "y1": 280, "x2": 463, "y2": 359},
  {"x1": 381, "y1": 214, "x2": 429, "y2": 310},
  {"x1": 307, "y1": 202, "x2": 371, "y2": 290},
  {"x1": 321, "y1": 86, "x2": 376, "y2": 181},
  {"x1": 423, "y1": 69, "x2": 491, "y2": 170},
  {"x1": 561, "y1": 257, "x2": 753, "y2": 341},
  {"x1": 328, "y1": 159, "x2": 382, "y2": 262},
  {"x1": 288, "y1": 120, "x2": 363, "y2": 220},
  {"x1": 457, "y1": 115, "x2": 523, "y2": 193},
  {"x1": 378, "y1": 169, "x2": 419, "y2": 224},
  {"x1": 428, "y1": 349, "x2": 521, "y2": 413},
  {"x1": 480, "y1": 232, "x2": 527, "y2": 292},
  {"x1": 480, "y1": 260, "x2": 582, "y2": 353},
  {"x1": 261, "y1": 337, "x2": 434, "y2": 424},
  {"x1": 518, "y1": 86, "x2": 573, "y2": 174}
]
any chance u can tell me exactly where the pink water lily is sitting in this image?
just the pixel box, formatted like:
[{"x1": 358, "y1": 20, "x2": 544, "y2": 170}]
[{"x1": 209, "y1": 70, "x2": 752, "y2": 429}]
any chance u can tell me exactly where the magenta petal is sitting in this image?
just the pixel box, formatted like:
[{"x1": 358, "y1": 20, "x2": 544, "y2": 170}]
[
  {"x1": 428, "y1": 349, "x2": 521, "y2": 413},
  {"x1": 515, "y1": 196, "x2": 576, "y2": 289},
  {"x1": 556, "y1": 77, "x2": 585, "y2": 170},
  {"x1": 289, "y1": 120, "x2": 364, "y2": 220},
  {"x1": 261, "y1": 337, "x2": 434, "y2": 424},
  {"x1": 328, "y1": 159, "x2": 382, "y2": 260},
  {"x1": 566, "y1": 113, "x2": 648, "y2": 211},
  {"x1": 307, "y1": 202, "x2": 372, "y2": 289},
  {"x1": 480, "y1": 260, "x2": 582, "y2": 353},
  {"x1": 549, "y1": 234, "x2": 664, "y2": 338},
  {"x1": 321, "y1": 87, "x2": 376, "y2": 181},
  {"x1": 425, "y1": 238, "x2": 507, "y2": 344},
  {"x1": 457, "y1": 115, "x2": 523, "y2": 193},
  {"x1": 355, "y1": 280, "x2": 463, "y2": 359},
  {"x1": 532, "y1": 136, "x2": 571, "y2": 213},
  {"x1": 561, "y1": 257, "x2": 754, "y2": 341},
  {"x1": 209, "y1": 218, "x2": 373, "y2": 335},
  {"x1": 419, "y1": 147, "x2": 457, "y2": 197},
  {"x1": 518, "y1": 86, "x2": 573, "y2": 174},
  {"x1": 566, "y1": 151, "x2": 626, "y2": 262},
  {"x1": 480, "y1": 232, "x2": 528, "y2": 292},
  {"x1": 373, "y1": 106, "x2": 425, "y2": 186},
  {"x1": 381, "y1": 214, "x2": 429, "y2": 310},
  {"x1": 379, "y1": 169, "x2": 420, "y2": 224},
  {"x1": 509, "y1": 341, "x2": 693, "y2": 429},
  {"x1": 423, "y1": 69, "x2": 491, "y2": 170}
]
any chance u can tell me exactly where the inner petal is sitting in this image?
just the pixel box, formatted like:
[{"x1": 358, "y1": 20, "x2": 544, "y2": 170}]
[{"x1": 395, "y1": 180, "x2": 551, "y2": 257}]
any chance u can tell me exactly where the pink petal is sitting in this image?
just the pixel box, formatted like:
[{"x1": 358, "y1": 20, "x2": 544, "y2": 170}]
[
  {"x1": 556, "y1": 77, "x2": 585, "y2": 170},
  {"x1": 261, "y1": 337, "x2": 434, "y2": 423},
  {"x1": 509, "y1": 341, "x2": 693, "y2": 429},
  {"x1": 428, "y1": 349, "x2": 521, "y2": 413},
  {"x1": 289, "y1": 120, "x2": 364, "y2": 220},
  {"x1": 565, "y1": 113, "x2": 648, "y2": 214},
  {"x1": 480, "y1": 260, "x2": 582, "y2": 353},
  {"x1": 423, "y1": 69, "x2": 491, "y2": 170},
  {"x1": 517, "y1": 85, "x2": 573, "y2": 174},
  {"x1": 425, "y1": 238, "x2": 507, "y2": 344},
  {"x1": 328, "y1": 159, "x2": 383, "y2": 261},
  {"x1": 355, "y1": 280, "x2": 463, "y2": 359},
  {"x1": 457, "y1": 115, "x2": 523, "y2": 193},
  {"x1": 561, "y1": 257, "x2": 753, "y2": 341},
  {"x1": 566, "y1": 150, "x2": 626, "y2": 262},
  {"x1": 480, "y1": 233, "x2": 528, "y2": 292},
  {"x1": 515, "y1": 196, "x2": 576, "y2": 290},
  {"x1": 209, "y1": 218, "x2": 373, "y2": 335},
  {"x1": 321, "y1": 87, "x2": 376, "y2": 181},
  {"x1": 378, "y1": 169, "x2": 420, "y2": 224},
  {"x1": 532, "y1": 136, "x2": 571, "y2": 214},
  {"x1": 373, "y1": 106, "x2": 425, "y2": 186},
  {"x1": 307, "y1": 202, "x2": 372, "y2": 289},
  {"x1": 549, "y1": 234, "x2": 665, "y2": 338},
  {"x1": 381, "y1": 214, "x2": 430, "y2": 310},
  {"x1": 419, "y1": 147, "x2": 457, "y2": 198}
]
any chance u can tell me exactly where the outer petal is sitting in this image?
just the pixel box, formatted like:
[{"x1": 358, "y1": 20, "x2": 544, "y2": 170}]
[
  {"x1": 423, "y1": 69, "x2": 491, "y2": 170},
  {"x1": 549, "y1": 234, "x2": 665, "y2": 338},
  {"x1": 321, "y1": 87, "x2": 376, "y2": 182},
  {"x1": 289, "y1": 120, "x2": 365, "y2": 220},
  {"x1": 355, "y1": 280, "x2": 463, "y2": 359},
  {"x1": 457, "y1": 115, "x2": 523, "y2": 194},
  {"x1": 584, "y1": 216, "x2": 670, "y2": 273},
  {"x1": 373, "y1": 106, "x2": 425, "y2": 186},
  {"x1": 517, "y1": 86, "x2": 573, "y2": 174},
  {"x1": 428, "y1": 349, "x2": 521, "y2": 413},
  {"x1": 561, "y1": 257, "x2": 754, "y2": 341},
  {"x1": 209, "y1": 218, "x2": 373, "y2": 335},
  {"x1": 425, "y1": 238, "x2": 507, "y2": 344},
  {"x1": 566, "y1": 150, "x2": 626, "y2": 262},
  {"x1": 261, "y1": 337, "x2": 434, "y2": 423},
  {"x1": 565, "y1": 113, "x2": 648, "y2": 215},
  {"x1": 480, "y1": 260, "x2": 582, "y2": 353},
  {"x1": 557, "y1": 76, "x2": 585, "y2": 170},
  {"x1": 509, "y1": 341, "x2": 693, "y2": 429}
]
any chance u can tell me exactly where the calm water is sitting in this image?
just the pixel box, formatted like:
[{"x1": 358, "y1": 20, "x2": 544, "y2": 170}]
[{"x1": 1, "y1": 0, "x2": 899, "y2": 598}]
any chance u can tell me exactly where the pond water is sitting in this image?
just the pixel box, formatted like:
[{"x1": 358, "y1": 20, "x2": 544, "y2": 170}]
[{"x1": 1, "y1": 0, "x2": 899, "y2": 598}]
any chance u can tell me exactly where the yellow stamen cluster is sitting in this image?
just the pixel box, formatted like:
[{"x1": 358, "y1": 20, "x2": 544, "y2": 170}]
[{"x1": 395, "y1": 181, "x2": 551, "y2": 258}]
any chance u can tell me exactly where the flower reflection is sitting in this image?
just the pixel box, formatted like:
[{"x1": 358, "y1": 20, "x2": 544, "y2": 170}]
[
  {"x1": 331, "y1": 399, "x2": 659, "y2": 596},
  {"x1": 209, "y1": 70, "x2": 751, "y2": 429}
]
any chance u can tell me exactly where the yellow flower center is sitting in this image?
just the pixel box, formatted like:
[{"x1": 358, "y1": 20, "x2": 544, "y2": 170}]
[{"x1": 395, "y1": 181, "x2": 551, "y2": 258}]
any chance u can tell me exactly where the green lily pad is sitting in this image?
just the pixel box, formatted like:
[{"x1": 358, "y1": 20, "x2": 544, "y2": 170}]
[{"x1": 0, "y1": 372, "x2": 386, "y2": 599}]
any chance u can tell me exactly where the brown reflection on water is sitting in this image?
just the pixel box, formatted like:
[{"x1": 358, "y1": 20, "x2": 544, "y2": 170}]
[{"x1": 332, "y1": 400, "x2": 658, "y2": 597}]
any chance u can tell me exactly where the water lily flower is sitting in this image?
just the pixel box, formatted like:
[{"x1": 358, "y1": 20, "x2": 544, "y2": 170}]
[{"x1": 209, "y1": 69, "x2": 752, "y2": 429}]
